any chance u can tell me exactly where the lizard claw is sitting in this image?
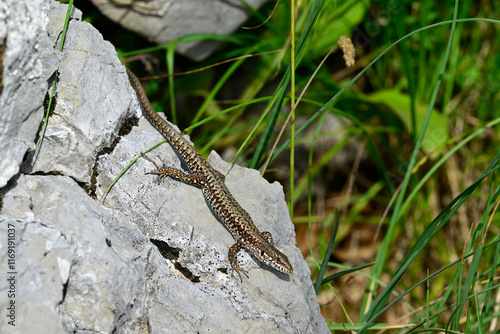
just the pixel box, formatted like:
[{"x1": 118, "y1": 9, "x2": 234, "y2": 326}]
[{"x1": 231, "y1": 265, "x2": 249, "y2": 282}]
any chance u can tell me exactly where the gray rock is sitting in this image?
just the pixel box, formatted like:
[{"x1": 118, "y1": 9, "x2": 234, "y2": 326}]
[
  {"x1": 0, "y1": 1, "x2": 329, "y2": 333},
  {"x1": 96, "y1": 116, "x2": 327, "y2": 332},
  {"x1": 26, "y1": 3, "x2": 137, "y2": 183},
  {"x1": 0, "y1": 175, "x2": 154, "y2": 333},
  {"x1": 90, "y1": 0, "x2": 268, "y2": 61},
  {"x1": 0, "y1": 0, "x2": 57, "y2": 188}
]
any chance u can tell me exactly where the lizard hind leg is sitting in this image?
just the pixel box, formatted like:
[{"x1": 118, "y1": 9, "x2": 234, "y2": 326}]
[{"x1": 261, "y1": 231, "x2": 274, "y2": 245}]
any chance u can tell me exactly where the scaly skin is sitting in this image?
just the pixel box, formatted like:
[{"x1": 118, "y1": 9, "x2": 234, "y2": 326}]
[{"x1": 126, "y1": 68, "x2": 293, "y2": 280}]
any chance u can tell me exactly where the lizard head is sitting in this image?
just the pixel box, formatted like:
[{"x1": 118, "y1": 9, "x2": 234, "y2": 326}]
[{"x1": 254, "y1": 241, "x2": 293, "y2": 274}]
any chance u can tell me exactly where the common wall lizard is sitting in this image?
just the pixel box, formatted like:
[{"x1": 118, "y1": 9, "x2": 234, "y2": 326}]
[{"x1": 126, "y1": 68, "x2": 293, "y2": 280}]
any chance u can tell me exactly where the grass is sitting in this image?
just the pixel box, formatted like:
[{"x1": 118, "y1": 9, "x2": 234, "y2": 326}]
[
  {"x1": 35, "y1": 0, "x2": 74, "y2": 152},
  {"x1": 53, "y1": 0, "x2": 500, "y2": 332}
]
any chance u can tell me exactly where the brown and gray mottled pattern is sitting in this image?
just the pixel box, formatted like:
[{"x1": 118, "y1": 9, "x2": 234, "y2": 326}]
[{"x1": 126, "y1": 68, "x2": 293, "y2": 279}]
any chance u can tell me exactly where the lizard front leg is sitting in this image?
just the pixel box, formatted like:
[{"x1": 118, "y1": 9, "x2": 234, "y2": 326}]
[
  {"x1": 229, "y1": 242, "x2": 249, "y2": 282},
  {"x1": 141, "y1": 152, "x2": 206, "y2": 187}
]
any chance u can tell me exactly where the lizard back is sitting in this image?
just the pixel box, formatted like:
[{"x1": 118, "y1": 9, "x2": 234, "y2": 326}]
[{"x1": 126, "y1": 67, "x2": 293, "y2": 276}]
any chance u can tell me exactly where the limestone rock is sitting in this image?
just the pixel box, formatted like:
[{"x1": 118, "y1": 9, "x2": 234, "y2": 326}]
[
  {"x1": 90, "y1": 0, "x2": 269, "y2": 61},
  {"x1": 0, "y1": 1, "x2": 329, "y2": 333}
]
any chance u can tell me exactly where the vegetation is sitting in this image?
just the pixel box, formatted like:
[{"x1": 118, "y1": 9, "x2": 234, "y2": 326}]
[{"x1": 71, "y1": 0, "x2": 500, "y2": 332}]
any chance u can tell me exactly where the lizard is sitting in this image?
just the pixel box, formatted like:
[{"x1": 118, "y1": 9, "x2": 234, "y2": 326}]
[{"x1": 126, "y1": 67, "x2": 293, "y2": 280}]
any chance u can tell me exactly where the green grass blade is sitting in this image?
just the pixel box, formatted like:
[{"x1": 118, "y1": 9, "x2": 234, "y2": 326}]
[
  {"x1": 362, "y1": 1, "x2": 460, "y2": 320},
  {"x1": 358, "y1": 150, "x2": 500, "y2": 331},
  {"x1": 166, "y1": 41, "x2": 177, "y2": 124},
  {"x1": 34, "y1": 0, "x2": 74, "y2": 152},
  {"x1": 250, "y1": 0, "x2": 327, "y2": 168},
  {"x1": 99, "y1": 140, "x2": 167, "y2": 205},
  {"x1": 313, "y1": 209, "x2": 338, "y2": 294},
  {"x1": 359, "y1": 238, "x2": 500, "y2": 333},
  {"x1": 265, "y1": 18, "x2": 500, "y2": 169}
]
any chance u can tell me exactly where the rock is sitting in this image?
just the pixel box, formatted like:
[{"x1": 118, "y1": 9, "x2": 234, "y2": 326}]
[
  {"x1": 89, "y1": 0, "x2": 268, "y2": 61},
  {"x1": 24, "y1": 3, "x2": 137, "y2": 184},
  {"x1": 0, "y1": 1, "x2": 329, "y2": 333},
  {"x1": 0, "y1": 0, "x2": 57, "y2": 188},
  {"x1": 1, "y1": 175, "x2": 153, "y2": 333}
]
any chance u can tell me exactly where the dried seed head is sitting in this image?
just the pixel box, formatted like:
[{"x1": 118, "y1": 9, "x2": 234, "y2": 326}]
[{"x1": 338, "y1": 36, "x2": 356, "y2": 67}]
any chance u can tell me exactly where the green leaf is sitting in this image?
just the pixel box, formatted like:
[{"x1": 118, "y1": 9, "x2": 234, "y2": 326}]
[
  {"x1": 367, "y1": 89, "x2": 449, "y2": 152},
  {"x1": 304, "y1": 0, "x2": 369, "y2": 59}
]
